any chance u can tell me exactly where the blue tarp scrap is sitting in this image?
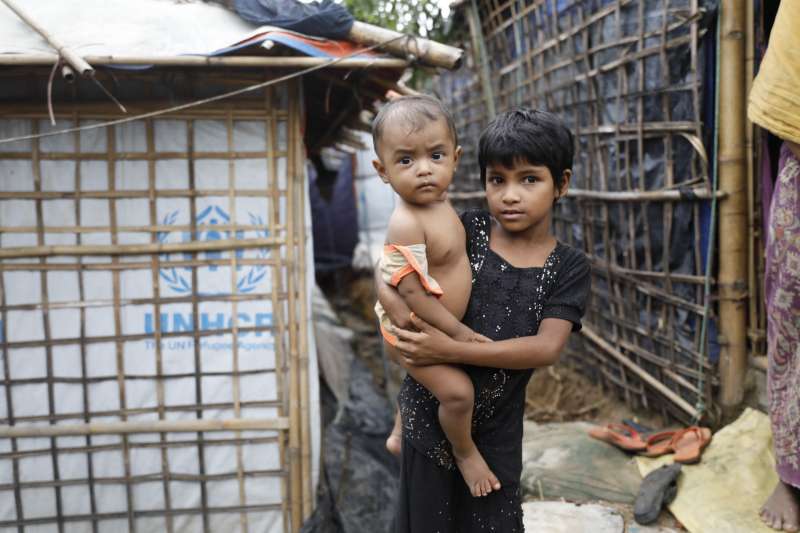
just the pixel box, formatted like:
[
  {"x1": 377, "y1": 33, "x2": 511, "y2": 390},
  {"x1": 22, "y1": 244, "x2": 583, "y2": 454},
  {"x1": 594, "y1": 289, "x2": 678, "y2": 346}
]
[{"x1": 233, "y1": 0, "x2": 355, "y2": 40}]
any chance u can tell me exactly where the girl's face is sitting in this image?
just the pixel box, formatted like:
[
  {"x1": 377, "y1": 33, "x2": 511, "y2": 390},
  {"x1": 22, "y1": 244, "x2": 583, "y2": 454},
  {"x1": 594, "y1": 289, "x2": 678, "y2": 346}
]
[{"x1": 484, "y1": 159, "x2": 570, "y2": 233}]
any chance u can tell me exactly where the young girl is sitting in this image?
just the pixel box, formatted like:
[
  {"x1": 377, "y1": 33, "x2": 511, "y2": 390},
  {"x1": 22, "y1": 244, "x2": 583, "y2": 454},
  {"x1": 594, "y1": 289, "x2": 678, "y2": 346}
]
[{"x1": 378, "y1": 108, "x2": 590, "y2": 532}]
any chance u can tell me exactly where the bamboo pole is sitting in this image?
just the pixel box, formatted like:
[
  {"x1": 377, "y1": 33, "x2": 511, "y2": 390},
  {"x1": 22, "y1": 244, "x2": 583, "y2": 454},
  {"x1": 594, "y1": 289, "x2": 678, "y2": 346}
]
[
  {"x1": 347, "y1": 21, "x2": 463, "y2": 69},
  {"x1": 222, "y1": 109, "x2": 250, "y2": 533},
  {"x1": 286, "y1": 87, "x2": 303, "y2": 533},
  {"x1": 265, "y1": 86, "x2": 291, "y2": 533},
  {"x1": 0, "y1": 236, "x2": 281, "y2": 259},
  {"x1": 0, "y1": 435, "x2": 280, "y2": 460},
  {"x1": 744, "y1": 0, "x2": 760, "y2": 363},
  {"x1": 0, "y1": 54, "x2": 408, "y2": 69},
  {"x1": 0, "y1": 0, "x2": 94, "y2": 76},
  {"x1": 588, "y1": 255, "x2": 713, "y2": 285},
  {"x1": 467, "y1": 0, "x2": 496, "y2": 119},
  {"x1": 185, "y1": 117, "x2": 211, "y2": 533},
  {"x1": 0, "y1": 504, "x2": 283, "y2": 529},
  {"x1": 717, "y1": 0, "x2": 748, "y2": 415},
  {"x1": 581, "y1": 326, "x2": 700, "y2": 418},
  {"x1": 0, "y1": 418, "x2": 290, "y2": 438},
  {"x1": 448, "y1": 186, "x2": 724, "y2": 201},
  {"x1": 145, "y1": 119, "x2": 176, "y2": 533}
]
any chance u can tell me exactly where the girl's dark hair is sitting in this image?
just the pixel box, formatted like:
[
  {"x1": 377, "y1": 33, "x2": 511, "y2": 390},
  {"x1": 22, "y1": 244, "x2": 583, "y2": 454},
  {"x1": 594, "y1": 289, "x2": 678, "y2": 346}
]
[
  {"x1": 372, "y1": 95, "x2": 458, "y2": 153},
  {"x1": 478, "y1": 108, "x2": 574, "y2": 188}
]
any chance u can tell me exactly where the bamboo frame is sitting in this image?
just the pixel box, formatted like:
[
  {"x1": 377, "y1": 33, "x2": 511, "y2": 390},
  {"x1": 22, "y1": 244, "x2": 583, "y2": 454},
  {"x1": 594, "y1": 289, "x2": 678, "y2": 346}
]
[
  {"x1": 0, "y1": 237, "x2": 280, "y2": 259},
  {"x1": 347, "y1": 21, "x2": 464, "y2": 69},
  {"x1": 0, "y1": 54, "x2": 409, "y2": 69},
  {"x1": 0, "y1": 77, "x2": 310, "y2": 532},
  {"x1": 439, "y1": 0, "x2": 716, "y2": 422},
  {"x1": 717, "y1": 0, "x2": 748, "y2": 414},
  {"x1": 0, "y1": 418, "x2": 290, "y2": 438},
  {"x1": 582, "y1": 326, "x2": 699, "y2": 418},
  {"x1": 743, "y1": 0, "x2": 766, "y2": 367},
  {"x1": 448, "y1": 187, "x2": 724, "y2": 201},
  {"x1": 0, "y1": 0, "x2": 94, "y2": 76}
]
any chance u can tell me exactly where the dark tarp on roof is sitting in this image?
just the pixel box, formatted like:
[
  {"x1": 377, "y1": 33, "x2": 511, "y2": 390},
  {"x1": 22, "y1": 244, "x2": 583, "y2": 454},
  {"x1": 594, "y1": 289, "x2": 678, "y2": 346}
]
[{"x1": 233, "y1": 0, "x2": 355, "y2": 39}]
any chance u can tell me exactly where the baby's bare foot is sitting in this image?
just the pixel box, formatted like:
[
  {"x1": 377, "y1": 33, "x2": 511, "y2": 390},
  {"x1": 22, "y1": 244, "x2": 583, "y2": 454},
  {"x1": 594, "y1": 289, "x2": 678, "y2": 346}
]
[
  {"x1": 760, "y1": 480, "x2": 800, "y2": 532},
  {"x1": 454, "y1": 448, "x2": 501, "y2": 497},
  {"x1": 386, "y1": 433, "x2": 402, "y2": 457}
]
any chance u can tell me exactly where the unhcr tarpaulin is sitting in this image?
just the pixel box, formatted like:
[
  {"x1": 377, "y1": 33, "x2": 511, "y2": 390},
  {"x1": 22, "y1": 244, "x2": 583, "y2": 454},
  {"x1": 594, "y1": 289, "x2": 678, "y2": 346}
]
[{"x1": 0, "y1": 93, "x2": 320, "y2": 531}]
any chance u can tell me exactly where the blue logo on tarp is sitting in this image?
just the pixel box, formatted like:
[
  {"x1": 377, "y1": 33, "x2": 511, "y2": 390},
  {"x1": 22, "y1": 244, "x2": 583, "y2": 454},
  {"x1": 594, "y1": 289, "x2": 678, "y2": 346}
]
[{"x1": 157, "y1": 206, "x2": 269, "y2": 295}]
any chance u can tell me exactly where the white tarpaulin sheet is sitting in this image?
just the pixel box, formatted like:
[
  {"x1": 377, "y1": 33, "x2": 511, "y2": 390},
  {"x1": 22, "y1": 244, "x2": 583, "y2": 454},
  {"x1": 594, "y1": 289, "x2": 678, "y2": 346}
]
[
  {"x1": 0, "y1": 105, "x2": 320, "y2": 532},
  {"x1": 351, "y1": 131, "x2": 395, "y2": 270},
  {"x1": 0, "y1": 0, "x2": 260, "y2": 58}
]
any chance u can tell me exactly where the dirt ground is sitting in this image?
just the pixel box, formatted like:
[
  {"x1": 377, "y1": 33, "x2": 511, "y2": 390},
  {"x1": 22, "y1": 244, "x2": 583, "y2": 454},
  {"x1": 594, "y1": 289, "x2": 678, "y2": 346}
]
[{"x1": 525, "y1": 363, "x2": 667, "y2": 429}]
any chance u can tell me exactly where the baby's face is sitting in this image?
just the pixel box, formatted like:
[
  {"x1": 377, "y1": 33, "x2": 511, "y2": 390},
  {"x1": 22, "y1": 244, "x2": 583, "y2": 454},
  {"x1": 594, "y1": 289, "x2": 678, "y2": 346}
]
[{"x1": 373, "y1": 118, "x2": 461, "y2": 205}]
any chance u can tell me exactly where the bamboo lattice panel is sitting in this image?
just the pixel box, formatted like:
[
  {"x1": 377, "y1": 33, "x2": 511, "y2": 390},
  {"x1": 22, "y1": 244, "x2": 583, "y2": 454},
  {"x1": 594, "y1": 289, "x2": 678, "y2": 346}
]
[
  {"x1": 0, "y1": 81, "x2": 311, "y2": 532},
  {"x1": 437, "y1": 0, "x2": 719, "y2": 422}
]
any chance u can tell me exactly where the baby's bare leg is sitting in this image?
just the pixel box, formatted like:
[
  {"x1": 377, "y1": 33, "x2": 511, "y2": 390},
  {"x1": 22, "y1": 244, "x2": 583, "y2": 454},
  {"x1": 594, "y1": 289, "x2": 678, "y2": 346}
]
[
  {"x1": 387, "y1": 410, "x2": 402, "y2": 457},
  {"x1": 406, "y1": 363, "x2": 501, "y2": 497},
  {"x1": 384, "y1": 341, "x2": 403, "y2": 457}
]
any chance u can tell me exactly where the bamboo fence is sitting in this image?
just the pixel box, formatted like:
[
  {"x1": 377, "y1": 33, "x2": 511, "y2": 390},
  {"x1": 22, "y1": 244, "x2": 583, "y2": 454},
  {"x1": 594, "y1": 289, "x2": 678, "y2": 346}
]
[
  {"x1": 432, "y1": 0, "x2": 762, "y2": 423},
  {"x1": 0, "y1": 78, "x2": 311, "y2": 532}
]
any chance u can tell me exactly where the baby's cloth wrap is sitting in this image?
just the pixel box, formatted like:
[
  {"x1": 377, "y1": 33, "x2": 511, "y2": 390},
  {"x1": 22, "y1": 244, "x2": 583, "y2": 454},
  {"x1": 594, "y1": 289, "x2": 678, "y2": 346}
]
[{"x1": 374, "y1": 244, "x2": 443, "y2": 345}]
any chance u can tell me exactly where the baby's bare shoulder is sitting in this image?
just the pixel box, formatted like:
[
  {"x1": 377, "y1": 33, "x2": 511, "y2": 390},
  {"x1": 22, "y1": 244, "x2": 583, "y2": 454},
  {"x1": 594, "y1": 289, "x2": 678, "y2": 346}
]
[
  {"x1": 386, "y1": 206, "x2": 426, "y2": 245},
  {"x1": 421, "y1": 204, "x2": 467, "y2": 257},
  {"x1": 424, "y1": 203, "x2": 460, "y2": 232}
]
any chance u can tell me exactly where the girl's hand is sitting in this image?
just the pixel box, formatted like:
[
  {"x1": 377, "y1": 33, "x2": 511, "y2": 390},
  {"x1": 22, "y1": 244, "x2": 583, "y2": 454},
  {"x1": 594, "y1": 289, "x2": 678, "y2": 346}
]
[
  {"x1": 452, "y1": 324, "x2": 492, "y2": 344},
  {"x1": 393, "y1": 313, "x2": 493, "y2": 366}
]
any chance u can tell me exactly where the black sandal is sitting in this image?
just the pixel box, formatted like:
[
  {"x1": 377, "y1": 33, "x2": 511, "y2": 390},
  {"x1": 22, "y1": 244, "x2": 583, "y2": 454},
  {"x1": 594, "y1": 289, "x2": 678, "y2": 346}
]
[{"x1": 633, "y1": 463, "x2": 682, "y2": 525}]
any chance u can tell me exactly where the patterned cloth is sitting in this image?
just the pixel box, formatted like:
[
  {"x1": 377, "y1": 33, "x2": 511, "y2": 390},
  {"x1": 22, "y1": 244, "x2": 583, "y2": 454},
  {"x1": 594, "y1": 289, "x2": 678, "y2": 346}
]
[{"x1": 766, "y1": 143, "x2": 800, "y2": 488}]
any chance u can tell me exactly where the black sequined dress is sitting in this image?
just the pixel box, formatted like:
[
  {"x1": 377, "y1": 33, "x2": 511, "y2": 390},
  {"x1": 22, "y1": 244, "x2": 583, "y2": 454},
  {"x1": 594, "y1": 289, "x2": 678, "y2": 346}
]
[{"x1": 394, "y1": 209, "x2": 590, "y2": 533}]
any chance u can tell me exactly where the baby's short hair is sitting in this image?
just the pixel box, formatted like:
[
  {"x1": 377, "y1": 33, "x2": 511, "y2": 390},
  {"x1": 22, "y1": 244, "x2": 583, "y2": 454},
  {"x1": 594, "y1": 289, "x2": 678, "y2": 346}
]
[
  {"x1": 478, "y1": 108, "x2": 574, "y2": 189},
  {"x1": 372, "y1": 95, "x2": 458, "y2": 154}
]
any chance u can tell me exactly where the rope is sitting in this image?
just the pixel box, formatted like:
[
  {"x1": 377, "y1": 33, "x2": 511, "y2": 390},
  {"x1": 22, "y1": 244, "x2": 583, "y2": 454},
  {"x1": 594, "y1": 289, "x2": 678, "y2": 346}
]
[{"x1": 0, "y1": 34, "x2": 407, "y2": 146}]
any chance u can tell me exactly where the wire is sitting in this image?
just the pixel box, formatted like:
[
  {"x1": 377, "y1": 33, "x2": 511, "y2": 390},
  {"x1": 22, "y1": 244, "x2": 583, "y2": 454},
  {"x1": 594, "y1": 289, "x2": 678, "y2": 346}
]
[{"x1": 0, "y1": 34, "x2": 407, "y2": 146}]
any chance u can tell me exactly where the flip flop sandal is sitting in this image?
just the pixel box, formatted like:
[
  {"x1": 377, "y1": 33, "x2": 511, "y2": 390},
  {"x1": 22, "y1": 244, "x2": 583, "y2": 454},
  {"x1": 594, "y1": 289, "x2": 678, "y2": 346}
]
[
  {"x1": 642, "y1": 430, "x2": 678, "y2": 457},
  {"x1": 588, "y1": 423, "x2": 647, "y2": 452},
  {"x1": 634, "y1": 463, "x2": 682, "y2": 525},
  {"x1": 672, "y1": 426, "x2": 712, "y2": 464}
]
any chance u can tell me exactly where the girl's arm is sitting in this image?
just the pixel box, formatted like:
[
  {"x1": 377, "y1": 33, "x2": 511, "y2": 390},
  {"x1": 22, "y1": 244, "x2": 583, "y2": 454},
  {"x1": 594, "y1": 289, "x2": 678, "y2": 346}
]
[{"x1": 393, "y1": 314, "x2": 573, "y2": 370}]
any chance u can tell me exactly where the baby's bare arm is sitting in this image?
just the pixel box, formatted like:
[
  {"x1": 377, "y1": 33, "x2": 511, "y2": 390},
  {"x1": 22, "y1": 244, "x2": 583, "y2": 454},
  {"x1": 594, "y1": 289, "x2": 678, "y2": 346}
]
[{"x1": 396, "y1": 274, "x2": 470, "y2": 339}]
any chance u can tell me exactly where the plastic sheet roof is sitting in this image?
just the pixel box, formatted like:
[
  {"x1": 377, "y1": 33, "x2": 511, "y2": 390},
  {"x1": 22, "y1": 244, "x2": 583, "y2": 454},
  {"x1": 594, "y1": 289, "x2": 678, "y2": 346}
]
[{"x1": 0, "y1": 0, "x2": 381, "y2": 60}]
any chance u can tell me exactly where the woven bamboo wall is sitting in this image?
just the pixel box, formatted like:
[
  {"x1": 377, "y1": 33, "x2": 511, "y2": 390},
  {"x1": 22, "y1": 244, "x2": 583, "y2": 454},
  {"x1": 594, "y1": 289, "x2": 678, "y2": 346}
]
[
  {"x1": 0, "y1": 79, "x2": 311, "y2": 532},
  {"x1": 438, "y1": 0, "x2": 724, "y2": 422}
]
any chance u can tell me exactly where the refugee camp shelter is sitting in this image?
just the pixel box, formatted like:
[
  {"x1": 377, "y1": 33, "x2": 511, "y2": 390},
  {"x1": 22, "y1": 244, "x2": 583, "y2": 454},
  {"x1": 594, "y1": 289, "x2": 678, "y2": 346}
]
[
  {"x1": 0, "y1": 1, "x2": 461, "y2": 531},
  {"x1": 435, "y1": 0, "x2": 761, "y2": 425}
]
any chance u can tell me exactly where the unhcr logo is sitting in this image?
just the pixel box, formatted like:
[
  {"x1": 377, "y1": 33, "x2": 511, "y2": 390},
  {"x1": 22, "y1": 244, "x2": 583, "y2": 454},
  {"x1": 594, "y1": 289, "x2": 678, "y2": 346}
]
[
  {"x1": 157, "y1": 205, "x2": 270, "y2": 295},
  {"x1": 146, "y1": 205, "x2": 274, "y2": 345}
]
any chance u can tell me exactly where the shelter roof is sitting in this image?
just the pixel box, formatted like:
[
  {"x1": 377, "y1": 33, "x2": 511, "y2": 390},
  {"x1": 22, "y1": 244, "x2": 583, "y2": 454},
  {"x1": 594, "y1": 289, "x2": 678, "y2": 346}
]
[{"x1": 0, "y1": 0, "x2": 463, "y2": 153}]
